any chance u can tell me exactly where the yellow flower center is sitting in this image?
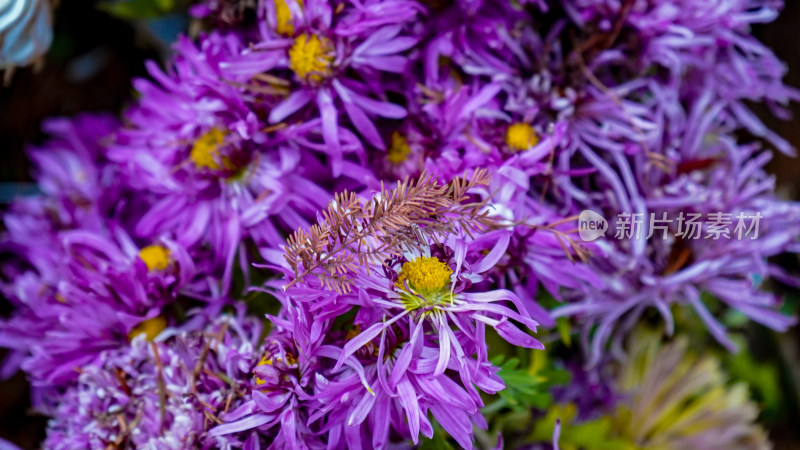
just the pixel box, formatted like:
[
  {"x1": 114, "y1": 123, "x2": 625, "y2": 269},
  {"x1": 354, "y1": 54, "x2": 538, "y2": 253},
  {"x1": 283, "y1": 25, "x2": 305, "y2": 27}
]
[
  {"x1": 255, "y1": 355, "x2": 273, "y2": 385},
  {"x1": 506, "y1": 123, "x2": 538, "y2": 151},
  {"x1": 289, "y1": 34, "x2": 334, "y2": 82},
  {"x1": 128, "y1": 316, "x2": 167, "y2": 341},
  {"x1": 190, "y1": 127, "x2": 230, "y2": 170},
  {"x1": 346, "y1": 324, "x2": 361, "y2": 340},
  {"x1": 139, "y1": 245, "x2": 171, "y2": 271},
  {"x1": 275, "y1": 0, "x2": 302, "y2": 36},
  {"x1": 387, "y1": 132, "x2": 411, "y2": 164},
  {"x1": 254, "y1": 353, "x2": 296, "y2": 385},
  {"x1": 396, "y1": 256, "x2": 453, "y2": 294}
]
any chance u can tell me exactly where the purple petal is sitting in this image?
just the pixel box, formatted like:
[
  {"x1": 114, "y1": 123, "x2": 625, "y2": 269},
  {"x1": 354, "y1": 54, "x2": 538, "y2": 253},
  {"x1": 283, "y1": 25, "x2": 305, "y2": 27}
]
[
  {"x1": 210, "y1": 414, "x2": 271, "y2": 436},
  {"x1": 269, "y1": 90, "x2": 312, "y2": 123},
  {"x1": 495, "y1": 318, "x2": 544, "y2": 349}
]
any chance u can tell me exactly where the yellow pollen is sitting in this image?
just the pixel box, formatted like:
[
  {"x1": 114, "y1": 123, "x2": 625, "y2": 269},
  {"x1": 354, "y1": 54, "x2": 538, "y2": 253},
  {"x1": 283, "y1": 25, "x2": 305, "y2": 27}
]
[
  {"x1": 190, "y1": 127, "x2": 229, "y2": 170},
  {"x1": 275, "y1": 0, "x2": 302, "y2": 36},
  {"x1": 396, "y1": 256, "x2": 453, "y2": 294},
  {"x1": 346, "y1": 324, "x2": 361, "y2": 341},
  {"x1": 255, "y1": 355, "x2": 273, "y2": 385},
  {"x1": 139, "y1": 245, "x2": 171, "y2": 271},
  {"x1": 506, "y1": 123, "x2": 538, "y2": 151},
  {"x1": 387, "y1": 132, "x2": 411, "y2": 164},
  {"x1": 128, "y1": 316, "x2": 167, "y2": 342},
  {"x1": 289, "y1": 34, "x2": 334, "y2": 82}
]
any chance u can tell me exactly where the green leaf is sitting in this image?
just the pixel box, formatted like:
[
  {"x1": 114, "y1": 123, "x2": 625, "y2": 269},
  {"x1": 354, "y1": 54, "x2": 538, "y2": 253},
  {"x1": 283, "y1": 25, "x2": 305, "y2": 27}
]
[
  {"x1": 530, "y1": 404, "x2": 636, "y2": 450},
  {"x1": 489, "y1": 356, "x2": 570, "y2": 413},
  {"x1": 556, "y1": 316, "x2": 572, "y2": 347},
  {"x1": 722, "y1": 338, "x2": 782, "y2": 415},
  {"x1": 721, "y1": 309, "x2": 749, "y2": 328}
]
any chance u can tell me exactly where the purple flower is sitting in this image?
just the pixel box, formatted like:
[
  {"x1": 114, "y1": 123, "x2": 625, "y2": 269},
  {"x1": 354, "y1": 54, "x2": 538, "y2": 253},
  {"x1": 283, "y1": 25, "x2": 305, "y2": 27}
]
[
  {"x1": 431, "y1": 0, "x2": 800, "y2": 363},
  {"x1": 422, "y1": 0, "x2": 530, "y2": 83},
  {"x1": 522, "y1": 4, "x2": 800, "y2": 356},
  {"x1": 210, "y1": 301, "x2": 328, "y2": 448},
  {"x1": 552, "y1": 127, "x2": 800, "y2": 363},
  {"x1": 42, "y1": 313, "x2": 265, "y2": 449},
  {"x1": 349, "y1": 239, "x2": 543, "y2": 356},
  {"x1": 375, "y1": 79, "x2": 507, "y2": 181},
  {"x1": 109, "y1": 32, "x2": 331, "y2": 294},
  {"x1": 225, "y1": 0, "x2": 421, "y2": 174},
  {"x1": 276, "y1": 231, "x2": 543, "y2": 447},
  {"x1": 1, "y1": 229, "x2": 197, "y2": 386},
  {"x1": 4, "y1": 0, "x2": 800, "y2": 447},
  {"x1": 312, "y1": 328, "x2": 501, "y2": 448}
]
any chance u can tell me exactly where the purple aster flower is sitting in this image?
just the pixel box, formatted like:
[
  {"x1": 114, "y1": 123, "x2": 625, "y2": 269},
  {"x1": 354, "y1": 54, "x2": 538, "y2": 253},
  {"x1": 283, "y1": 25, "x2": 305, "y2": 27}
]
[
  {"x1": 375, "y1": 78, "x2": 506, "y2": 181},
  {"x1": 215, "y1": 260, "x2": 512, "y2": 449},
  {"x1": 225, "y1": 0, "x2": 421, "y2": 174},
  {"x1": 311, "y1": 322, "x2": 502, "y2": 448},
  {"x1": 109, "y1": 31, "x2": 331, "y2": 294},
  {"x1": 2, "y1": 114, "x2": 120, "y2": 257},
  {"x1": 1, "y1": 229, "x2": 200, "y2": 386},
  {"x1": 553, "y1": 126, "x2": 800, "y2": 363},
  {"x1": 421, "y1": 0, "x2": 530, "y2": 83},
  {"x1": 0, "y1": 114, "x2": 122, "y2": 379},
  {"x1": 561, "y1": 0, "x2": 800, "y2": 154},
  {"x1": 211, "y1": 171, "x2": 550, "y2": 447},
  {"x1": 418, "y1": 0, "x2": 800, "y2": 362},
  {"x1": 210, "y1": 301, "x2": 335, "y2": 448},
  {"x1": 517, "y1": 2, "x2": 800, "y2": 357},
  {"x1": 0, "y1": 114, "x2": 236, "y2": 384},
  {"x1": 331, "y1": 233, "x2": 544, "y2": 369},
  {"x1": 42, "y1": 313, "x2": 264, "y2": 449},
  {"x1": 264, "y1": 171, "x2": 546, "y2": 447}
]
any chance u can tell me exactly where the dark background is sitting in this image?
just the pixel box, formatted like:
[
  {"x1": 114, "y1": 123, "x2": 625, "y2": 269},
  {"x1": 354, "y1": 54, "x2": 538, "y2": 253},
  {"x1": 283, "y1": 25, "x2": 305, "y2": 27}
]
[
  {"x1": 1, "y1": 1, "x2": 800, "y2": 448},
  {"x1": 0, "y1": 2, "x2": 161, "y2": 447}
]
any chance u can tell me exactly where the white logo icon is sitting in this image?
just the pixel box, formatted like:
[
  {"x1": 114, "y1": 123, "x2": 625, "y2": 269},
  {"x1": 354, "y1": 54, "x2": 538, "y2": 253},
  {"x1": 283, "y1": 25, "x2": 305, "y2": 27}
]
[{"x1": 578, "y1": 210, "x2": 607, "y2": 241}]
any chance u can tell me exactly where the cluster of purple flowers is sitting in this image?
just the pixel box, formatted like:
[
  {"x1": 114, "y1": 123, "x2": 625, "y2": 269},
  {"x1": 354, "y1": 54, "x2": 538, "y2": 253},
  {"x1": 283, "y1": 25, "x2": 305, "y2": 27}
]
[
  {"x1": 2, "y1": 0, "x2": 799, "y2": 448},
  {"x1": 43, "y1": 312, "x2": 265, "y2": 449}
]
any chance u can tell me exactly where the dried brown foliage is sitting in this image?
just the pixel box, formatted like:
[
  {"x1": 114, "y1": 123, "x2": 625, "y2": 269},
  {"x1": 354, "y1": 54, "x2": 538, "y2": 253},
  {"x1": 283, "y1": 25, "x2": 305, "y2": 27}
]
[
  {"x1": 535, "y1": 215, "x2": 592, "y2": 264},
  {"x1": 283, "y1": 169, "x2": 498, "y2": 293}
]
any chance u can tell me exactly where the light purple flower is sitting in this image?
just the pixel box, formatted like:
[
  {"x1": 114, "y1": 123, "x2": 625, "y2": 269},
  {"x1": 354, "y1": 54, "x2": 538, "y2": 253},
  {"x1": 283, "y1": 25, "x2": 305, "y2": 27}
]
[{"x1": 42, "y1": 314, "x2": 264, "y2": 449}]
